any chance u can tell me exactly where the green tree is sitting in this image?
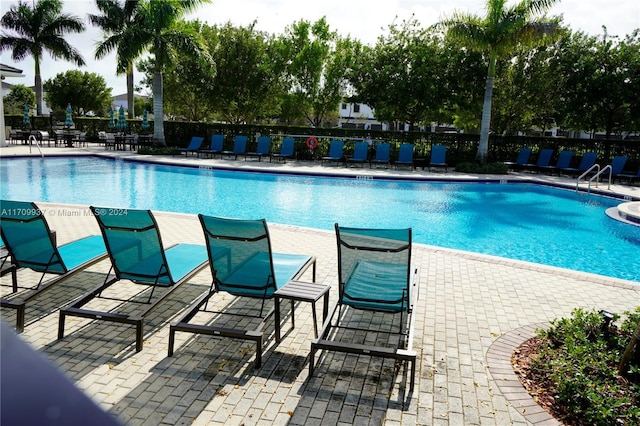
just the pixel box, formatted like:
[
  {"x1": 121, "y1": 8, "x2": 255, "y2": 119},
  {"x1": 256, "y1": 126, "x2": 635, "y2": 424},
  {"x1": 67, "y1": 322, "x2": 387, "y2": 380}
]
[
  {"x1": 0, "y1": 0, "x2": 85, "y2": 116},
  {"x1": 117, "y1": 0, "x2": 211, "y2": 145},
  {"x1": 349, "y1": 20, "x2": 448, "y2": 129},
  {"x1": 204, "y1": 21, "x2": 286, "y2": 124},
  {"x1": 137, "y1": 21, "x2": 215, "y2": 122},
  {"x1": 43, "y1": 70, "x2": 112, "y2": 115},
  {"x1": 437, "y1": 36, "x2": 486, "y2": 133},
  {"x1": 3, "y1": 84, "x2": 36, "y2": 114},
  {"x1": 280, "y1": 17, "x2": 353, "y2": 127},
  {"x1": 88, "y1": 0, "x2": 141, "y2": 119},
  {"x1": 438, "y1": 0, "x2": 561, "y2": 162},
  {"x1": 555, "y1": 29, "x2": 640, "y2": 138},
  {"x1": 492, "y1": 40, "x2": 565, "y2": 135}
]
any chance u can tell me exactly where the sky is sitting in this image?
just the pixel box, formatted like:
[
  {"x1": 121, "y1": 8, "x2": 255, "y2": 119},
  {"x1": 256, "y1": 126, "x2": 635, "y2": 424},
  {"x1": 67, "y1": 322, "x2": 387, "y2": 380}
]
[{"x1": 1, "y1": 0, "x2": 639, "y2": 97}]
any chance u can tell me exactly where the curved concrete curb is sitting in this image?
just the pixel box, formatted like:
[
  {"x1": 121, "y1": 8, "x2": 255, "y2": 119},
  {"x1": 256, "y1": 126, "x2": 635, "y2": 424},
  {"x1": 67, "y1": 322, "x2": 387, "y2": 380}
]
[{"x1": 486, "y1": 323, "x2": 561, "y2": 426}]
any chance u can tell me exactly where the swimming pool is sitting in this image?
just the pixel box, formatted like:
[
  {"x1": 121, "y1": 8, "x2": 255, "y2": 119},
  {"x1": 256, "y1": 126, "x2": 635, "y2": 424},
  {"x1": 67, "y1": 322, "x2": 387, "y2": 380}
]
[{"x1": 1, "y1": 156, "x2": 639, "y2": 282}]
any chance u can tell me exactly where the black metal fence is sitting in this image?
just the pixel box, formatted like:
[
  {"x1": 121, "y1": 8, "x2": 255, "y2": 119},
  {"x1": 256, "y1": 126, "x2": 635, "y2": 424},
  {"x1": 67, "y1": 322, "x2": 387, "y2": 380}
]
[{"x1": 5, "y1": 115, "x2": 639, "y2": 170}]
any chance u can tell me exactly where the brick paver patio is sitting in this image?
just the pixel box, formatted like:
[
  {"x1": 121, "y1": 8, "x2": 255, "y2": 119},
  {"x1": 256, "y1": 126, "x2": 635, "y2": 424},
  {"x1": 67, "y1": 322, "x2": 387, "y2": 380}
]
[{"x1": 1, "y1": 145, "x2": 638, "y2": 425}]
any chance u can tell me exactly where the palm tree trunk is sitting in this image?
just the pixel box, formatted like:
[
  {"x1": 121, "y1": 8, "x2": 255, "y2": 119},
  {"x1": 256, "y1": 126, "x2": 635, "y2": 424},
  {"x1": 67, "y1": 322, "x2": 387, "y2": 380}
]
[
  {"x1": 476, "y1": 76, "x2": 493, "y2": 163},
  {"x1": 35, "y1": 59, "x2": 42, "y2": 116},
  {"x1": 152, "y1": 70, "x2": 165, "y2": 146},
  {"x1": 476, "y1": 50, "x2": 498, "y2": 164},
  {"x1": 127, "y1": 69, "x2": 135, "y2": 119},
  {"x1": 619, "y1": 321, "x2": 640, "y2": 376}
]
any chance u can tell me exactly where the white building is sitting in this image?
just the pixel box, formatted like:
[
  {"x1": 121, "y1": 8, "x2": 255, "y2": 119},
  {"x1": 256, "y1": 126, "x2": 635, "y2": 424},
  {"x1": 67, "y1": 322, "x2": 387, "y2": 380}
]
[{"x1": 337, "y1": 102, "x2": 388, "y2": 130}]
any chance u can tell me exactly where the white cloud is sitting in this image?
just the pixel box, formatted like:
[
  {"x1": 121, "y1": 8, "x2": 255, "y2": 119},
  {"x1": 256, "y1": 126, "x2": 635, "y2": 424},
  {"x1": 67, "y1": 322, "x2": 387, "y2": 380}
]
[{"x1": 1, "y1": 0, "x2": 638, "y2": 101}]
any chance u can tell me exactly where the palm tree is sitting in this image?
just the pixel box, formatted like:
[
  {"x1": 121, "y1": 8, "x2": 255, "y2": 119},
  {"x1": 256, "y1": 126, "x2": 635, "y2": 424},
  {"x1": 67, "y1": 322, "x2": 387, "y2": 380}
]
[
  {"x1": 118, "y1": 0, "x2": 210, "y2": 146},
  {"x1": 438, "y1": 0, "x2": 561, "y2": 163},
  {"x1": 0, "y1": 0, "x2": 85, "y2": 116},
  {"x1": 89, "y1": 0, "x2": 140, "y2": 119}
]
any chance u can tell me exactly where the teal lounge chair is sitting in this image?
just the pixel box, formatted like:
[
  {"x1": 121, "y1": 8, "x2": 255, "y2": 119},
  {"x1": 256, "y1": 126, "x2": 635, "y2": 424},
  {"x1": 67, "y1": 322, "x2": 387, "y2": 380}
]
[
  {"x1": 504, "y1": 147, "x2": 532, "y2": 171},
  {"x1": 428, "y1": 145, "x2": 448, "y2": 172},
  {"x1": 310, "y1": 225, "x2": 418, "y2": 390},
  {"x1": 245, "y1": 136, "x2": 271, "y2": 161},
  {"x1": 321, "y1": 140, "x2": 345, "y2": 166},
  {"x1": 270, "y1": 137, "x2": 296, "y2": 163},
  {"x1": 523, "y1": 148, "x2": 554, "y2": 173},
  {"x1": 222, "y1": 135, "x2": 248, "y2": 160},
  {"x1": 0, "y1": 235, "x2": 17, "y2": 289},
  {"x1": 169, "y1": 215, "x2": 316, "y2": 367},
  {"x1": 370, "y1": 142, "x2": 390, "y2": 168},
  {"x1": 395, "y1": 143, "x2": 414, "y2": 169},
  {"x1": 346, "y1": 141, "x2": 369, "y2": 167},
  {"x1": 58, "y1": 207, "x2": 209, "y2": 352},
  {"x1": 560, "y1": 152, "x2": 597, "y2": 177},
  {"x1": 0, "y1": 200, "x2": 107, "y2": 332},
  {"x1": 539, "y1": 150, "x2": 573, "y2": 175},
  {"x1": 609, "y1": 156, "x2": 628, "y2": 182},
  {"x1": 174, "y1": 136, "x2": 204, "y2": 157},
  {"x1": 615, "y1": 168, "x2": 640, "y2": 185},
  {"x1": 198, "y1": 134, "x2": 224, "y2": 159}
]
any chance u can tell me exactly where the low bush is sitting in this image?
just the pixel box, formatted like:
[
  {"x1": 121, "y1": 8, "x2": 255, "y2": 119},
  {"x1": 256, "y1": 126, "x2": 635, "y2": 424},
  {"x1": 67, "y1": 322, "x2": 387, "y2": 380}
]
[
  {"x1": 527, "y1": 307, "x2": 640, "y2": 425},
  {"x1": 455, "y1": 161, "x2": 508, "y2": 174}
]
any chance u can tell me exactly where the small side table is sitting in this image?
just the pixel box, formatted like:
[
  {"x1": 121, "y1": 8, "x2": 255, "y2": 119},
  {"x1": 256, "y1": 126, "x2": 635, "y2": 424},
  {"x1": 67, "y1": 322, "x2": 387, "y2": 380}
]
[{"x1": 274, "y1": 280, "x2": 330, "y2": 343}]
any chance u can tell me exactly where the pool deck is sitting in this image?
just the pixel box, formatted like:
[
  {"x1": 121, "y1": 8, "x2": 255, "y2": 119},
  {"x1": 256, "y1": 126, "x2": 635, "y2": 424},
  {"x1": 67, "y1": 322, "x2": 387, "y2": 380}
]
[{"x1": 1, "y1": 144, "x2": 639, "y2": 426}]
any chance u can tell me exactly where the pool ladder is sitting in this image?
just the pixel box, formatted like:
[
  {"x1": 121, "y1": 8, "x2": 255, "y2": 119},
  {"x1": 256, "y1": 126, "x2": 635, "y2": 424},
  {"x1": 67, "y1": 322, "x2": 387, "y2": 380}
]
[
  {"x1": 28, "y1": 135, "x2": 44, "y2": 157},
  {"x1": 576, "y1": 164, "x2": 611, "y2": 193}
]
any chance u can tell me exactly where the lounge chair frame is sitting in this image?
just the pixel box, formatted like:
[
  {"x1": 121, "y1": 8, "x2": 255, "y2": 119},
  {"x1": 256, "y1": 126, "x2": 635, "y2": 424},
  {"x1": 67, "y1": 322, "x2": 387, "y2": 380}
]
[
  {"x1": 57, "y1": 208, "x2": 208, "y2": 352},
  {"x1": 370, "y1": 142, "x2": 390, "y2": 169},
  {"x1": 321, "y1": 140, "x2": 345, "y2": 166},
  {"x1": 522, "y1": 148, "x2": 554, "y2": 173},
  {"x1": 1, "y1": 201, "x2": 107, "y2": 332},
  {"x1": 270, "y1": 137, "x2": 296, "y2": 163},
  {"x1": 395, "y1": 144, "x2": 415, "y2": 170},
  {"x1": 310, "y1": 225, "x2": 418, "y2": 390},
  {"x1": 174, "y1": 136, "x2": 204, "y2": 157},
  {"x1": 346, "y1": 141, "x2": 369, "y2": 168},
  {"x1": 245, "y1": 136, "x2": 271, "y2": 162},
  {"x1": 504, "y1": 147, "x2": 532, "y2": 171},
  {"x1": 168, "y1": 216, "x2": 316, "y2": 368},
  {"x1": 222, "y1": 135, "x2": 248, "y2": 160},
  {"x1": 428, "y1": 144, "x2": 448, "y2": 172},
  {"x1": 197, "y1": 134, "x2": 224, "y2": 159}
]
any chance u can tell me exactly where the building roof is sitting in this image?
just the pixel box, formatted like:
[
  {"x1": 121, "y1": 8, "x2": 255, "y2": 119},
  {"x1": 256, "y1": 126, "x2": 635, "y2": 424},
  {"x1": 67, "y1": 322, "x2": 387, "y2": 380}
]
[{"x1": 0, "y1": 63, "x2": 25, "y2": 78}]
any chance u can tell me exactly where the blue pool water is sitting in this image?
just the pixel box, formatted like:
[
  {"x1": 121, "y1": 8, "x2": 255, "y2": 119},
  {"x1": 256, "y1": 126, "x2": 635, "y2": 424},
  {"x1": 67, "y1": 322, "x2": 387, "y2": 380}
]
[{"x1": 1, "y1": 156, "x2": 639, "y2": 282}]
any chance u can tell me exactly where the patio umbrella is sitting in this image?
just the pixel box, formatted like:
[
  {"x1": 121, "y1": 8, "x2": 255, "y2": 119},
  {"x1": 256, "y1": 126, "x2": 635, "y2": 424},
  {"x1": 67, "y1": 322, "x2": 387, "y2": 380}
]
[
  {"x1": 22, "y1": 104, "x2": 30, "y2": 128},
  {"x1": 141, "y1": 109, "x2": 150, "y2": 131},
  {"x1": 65, "y1": 104, "x2": 74, "y2": 128},
  {"x1": 117, "y1": 105, "x2": 127, "y2": 132},
  {"x1": 108, "y1": 107, "x2": 116, "y2": 130}
]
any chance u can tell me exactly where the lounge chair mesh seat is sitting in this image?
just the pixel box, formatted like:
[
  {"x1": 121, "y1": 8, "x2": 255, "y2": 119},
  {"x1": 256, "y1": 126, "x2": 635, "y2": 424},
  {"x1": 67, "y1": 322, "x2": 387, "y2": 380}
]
[
  {"x1": 168, "y1": 215, "x2": 316, "y2": 367},
  {"x1": 321, "y1": 140, "x2": 344, "y2": 166},
  {"x1": 523, "y1": 148, "x2": 553, "y2": 172},
  {"x1": 270, "y1": 137, "x2": 296, "y2": 162},
  {"x1": 504, "y1": 147, "x2": 531, "y2": 170},
  {"x1": 57, "y1": 207, "x2": 208, "y2": 352},
  {"x1": 560, "y1": 152, "x2": 597, "y2": 176},
  {"x1": 310, "y1": 225, "x2": 417, "y2": 390},
  {"x1": 245, "y1": 136, "x2": 271, "y2": 161},
  {"x1": 0, "y1": 200, "x2": 108, "y2": 332},
  {"x1": 174, "y1": 136, "x2": 204, "y2": 156},
  {"x1": 370, "y1": 142, "x2": 390, "y2": 168},
  {"x1": 429, "y1": 144, "x2": 447, "y2": 172},
  {"x1": 222, "y1": 135, "x2": 248, "y2": 160},
  {"x1": 395, "y1": 143, "x2": 414, "y2": 169},
  {"x1": 539, "y1": 150, "x2": 573, "y2": 175},
  {"x1": 198, "y1": 134, "x2": 224, "y2": 158},
  {"x1": 346, "y1": 141, "x2": 369, "y2": 167}
]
